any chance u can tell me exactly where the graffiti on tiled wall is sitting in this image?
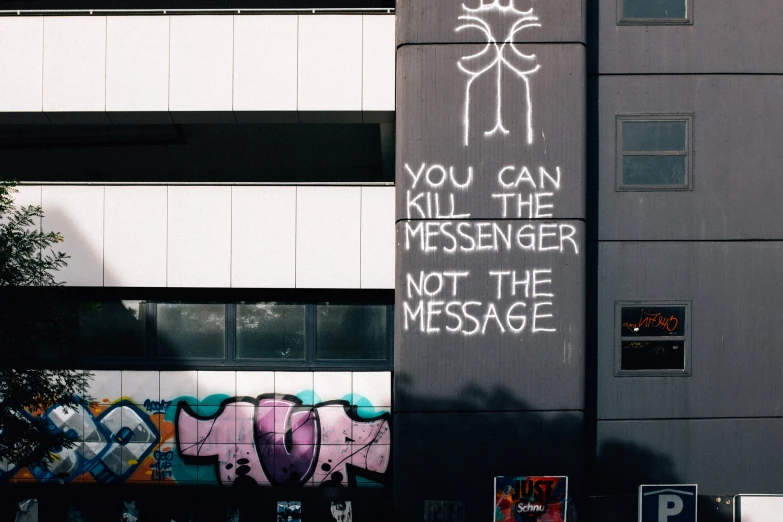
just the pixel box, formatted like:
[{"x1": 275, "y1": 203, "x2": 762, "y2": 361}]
[{"x1": 0, "y1": 371, "x2": 391, "y2": 487}]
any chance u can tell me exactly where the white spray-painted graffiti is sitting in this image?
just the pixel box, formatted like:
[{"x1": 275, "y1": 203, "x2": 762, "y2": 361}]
[
  {"x1": 400, "y1": 1, "x2": 580, "y2": 338},
  {"x1": 456, "y1": 0, "x2": 541, "y2": 146}
]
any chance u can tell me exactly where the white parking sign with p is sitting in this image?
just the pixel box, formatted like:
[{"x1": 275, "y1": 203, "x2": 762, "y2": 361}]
[{"x1": 639, "y1": 485, "x2": 698, "y2": 522}]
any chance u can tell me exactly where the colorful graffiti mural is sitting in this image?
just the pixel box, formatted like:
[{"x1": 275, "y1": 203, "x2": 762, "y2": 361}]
[{"x1": 0, "y1": 371, "x2": 391, "y2": 487}]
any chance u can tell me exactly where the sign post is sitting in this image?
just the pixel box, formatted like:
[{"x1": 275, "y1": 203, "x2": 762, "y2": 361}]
[{"x1": 638, "y1": 485, "x2": 697, "y2": 522}]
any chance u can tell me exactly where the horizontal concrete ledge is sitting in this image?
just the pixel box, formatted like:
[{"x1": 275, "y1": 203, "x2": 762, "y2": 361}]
[
  {"x1": 0, "y1": 8, "x2": 395, "y2": 15},
  {"x1": 0, "y1": 111, "x2": 395, "y2": 124}
]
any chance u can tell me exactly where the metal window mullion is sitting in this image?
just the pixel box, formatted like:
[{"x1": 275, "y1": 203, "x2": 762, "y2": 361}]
[
  {"x1": 147, "y1": 301, "x2": 158, "y2": 362},
  {"x1": 620, "y1": 336, "x2": 686, "y2": 342},
  {"x1": 227, "y1": 303, "x2": 236, "y2": 364},
  {"x1": 622, "y1": 150, "x2": 687, "y2": 156},
  {"x1": 306, "y1": 304, "x2": 317, "y2": 364}
]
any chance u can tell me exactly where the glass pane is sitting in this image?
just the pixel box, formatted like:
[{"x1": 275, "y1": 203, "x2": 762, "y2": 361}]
[
  {"x1": 236, "y1": 303, "x2": 306, "y2": 360},
  {"x1": 316, "y1": 305, "x2": 387, "y2": 360},
  {"x1": 623, "y1": 121, "x2": 686, "y2": 152},
  {"x1": 157, "y1": 304, "x2": 225, "y2": 358},
  {"x1": 622, "y1": 155, "x2": 687, "y2": 186},
  {"x1": 623, "y1": 0, "x2": 686, "y2": 19},
  {"x1": 621, "y1": 306, "x2": 685, "y2": 336},
  {"x1": 621, "y1": 340, "x2": 685, "y2": 371},
  {"x1": 78, "y1": 300, "x2": 146, "y2": 358}
]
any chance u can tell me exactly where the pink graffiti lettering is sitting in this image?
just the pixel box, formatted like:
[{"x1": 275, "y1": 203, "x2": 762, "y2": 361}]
[{"x1": 176, "y1": 395, "x2": 390, "y2": 487}]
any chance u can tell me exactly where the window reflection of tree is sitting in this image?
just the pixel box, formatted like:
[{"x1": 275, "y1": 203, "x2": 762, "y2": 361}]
[
  {"x1": 236, "y1": 303, "x2": 306, "y2": 360},
  {"x1": 157, "y1": 303, "x2": 225, "y2": 359}
]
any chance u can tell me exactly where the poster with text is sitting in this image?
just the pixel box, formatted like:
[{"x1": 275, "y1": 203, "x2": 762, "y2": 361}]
[{"x1": 494, "y1": 476, "x2": 568, "y2": 522}]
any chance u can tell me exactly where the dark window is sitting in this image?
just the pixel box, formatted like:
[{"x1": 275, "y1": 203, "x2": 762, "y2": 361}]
[
  {"x1": 3, "y1": 295, "x2": 392, "y2": 369},
  {"x1": 1, "y1": 123, "x2": 393, "y2": 184},
  {"x1": 236, "y1": 303, "x2": 306, "y2": 361},
  {"x1": 78, "y1": 300, "x2": 147, "y2": 358},
  {"x1": 617, "y1": 116, "x2": 692, "y2": 190},
  {"x1": 616, "y1": 303, "x2": 690, "y2": 375},
  {"x1": 619, "y1": 0, "x2": 691, "y2": 24},
  {"x1": 316, "y1": 304, "x2": 387, "y2": 360},
  {"x1": 157, "y1": 303, "x2": 227, "y2": 359}
]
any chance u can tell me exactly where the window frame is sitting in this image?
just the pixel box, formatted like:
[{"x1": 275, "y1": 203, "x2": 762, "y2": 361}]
[
  {"x1": 616, "y1": 114, "x2": 694, "y2": 191},
  {"x1": 0, "y1": 288, "x2": 394, "y2": 371},
  {"x1": 617, "y1": 0, "x2": 693, "y2": 25},
  {"x1": 614, "y1": 300, "x2": 692, "y2": 377}
]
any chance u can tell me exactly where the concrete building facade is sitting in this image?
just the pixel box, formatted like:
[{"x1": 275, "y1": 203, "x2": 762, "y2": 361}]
[{"x1": 0, "y1": 0, "x2": 781, "y2": 520}]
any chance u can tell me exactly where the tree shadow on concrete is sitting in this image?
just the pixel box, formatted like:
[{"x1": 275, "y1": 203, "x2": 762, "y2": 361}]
[{"x1": 394, "y1": 375, "x2": 732, "y2": 522}]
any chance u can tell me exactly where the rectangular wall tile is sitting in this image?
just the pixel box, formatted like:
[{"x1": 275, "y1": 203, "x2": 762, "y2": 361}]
[
  {"x1": 360, "y1": 186, "x2": 395, "y2": 289},
  {"x1": 41, "y1": 185, "x2": 104, "y2": 287},
  {"x1": 197, "y1": 371, "x2": 236, "y2": 405},
  {"x1": 352, "y1": 372, "x2": 391, "y2": 408},
  {"x1": 0, "y1": 18, "x2": 43, "y2": 112},
  {"x1": 231, "y1": 186, "x2": 296, "y2": 288},
  {"x1": 296, "y1": 186, "x2": 361, "y2": 288},
  {"x1": 106, "y1": 16, "x2": 169, "y2": 112},
  {"x1": 160, "y1": 371, "x2": 198, "y2": 403},
  {"x1": 167, "y1": 186, "x2": 231, "y2": 287},
  {"x1": 313, "y1": 372, "x2": 352, "y2": 403},
  {"x1": 298, "y1": 15, "x2": 362, "y2": 112},
  {"x1": 43, "y1": 17, "x2": 106, "y2": 112},
  {"x1": 233, "y1": 15, "x2": 298, "y2": 112},
  {"x1": 86, "y1": 370, "x2": 122, "y2": 404},
  {"x1": 104, "y1": 186, "x2": 167, "y2": 287},
  {"x1": 275, "y1": 371, "x2": 314, "y2": 404},
  {"x1": 236, "y1": 371, "x2": 275, "y2": 398},
  {"x1": 169, "y1": 16, "x2": 233, "y2": 112},
  {"x1": 362, "y1": 15, "x2": 395, "y2": 112},
  {"x1": 122, "y1": 370, "x2": 160, "y2": 407}
]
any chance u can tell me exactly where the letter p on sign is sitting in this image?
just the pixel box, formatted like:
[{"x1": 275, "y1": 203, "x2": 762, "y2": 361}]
[
  {"x1": 658, "y1": 495, "x2": 683, "y2": 522},
  {"x1": 639, "y1": 485, "x2": 697, "y2": 522}
]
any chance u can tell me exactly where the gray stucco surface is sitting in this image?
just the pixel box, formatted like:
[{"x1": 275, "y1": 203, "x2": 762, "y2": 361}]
[
  {"x1": 596, "y1": 75, "x2": 783, "y2": 241},
  {"x1": 397, "y1": 44, "x2": 586, "y2": 221},
  {"x1": 397, "y1": 0, "x2": 585, "y2": 46},
  {"x1": 595, "y1": 0, "x2": 783, "y2": 74},
  {"x1": 597, "y1": 241, "x2": 783, "y2": 419}
]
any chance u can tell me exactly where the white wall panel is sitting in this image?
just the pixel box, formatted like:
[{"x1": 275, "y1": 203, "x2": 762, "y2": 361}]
[
  {"x1": 169, "y1": 16, "x2": 233, "y2": 112},
  {"x1": 362, "y1": 15, "x2": 396, "y2": 112},
  {"x1": 296, "y1": 186, "x2": 361, "y2": 288},
  {"x1": 360, "y1": 186, "x2": 395, "y2": 289},
  {"x1": 167, "y1": 186, "x2": 231, "y2": 287},
  {"x1": 106, "y1": 16, "x2": 169, "y2": 112},
  {"x1": 298, "y1": 15, "x2": 362, "y2": 112},
  {"x1": 104, "y1": 186, "x2": 167, "y2": 287},
  {"x1": 233, "y1": 15, "x2": 298, "y2": 112},
  {"x1": 231, "y1": 186, "x2": 296, "y2": 288},
  {"x1": 0, "y1": 18, "x2": 43, "y2": 112},
  {"x1": 41, "y1": 186, "x2": 104, "y2": 286},
  {"x1": 43, "y1": 17, "x2": 106, "y2": 112}
]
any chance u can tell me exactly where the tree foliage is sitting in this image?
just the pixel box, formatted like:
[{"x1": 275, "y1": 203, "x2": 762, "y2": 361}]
[{"x1": 0, "y1": 180, "x2": 91, "y2": 472}]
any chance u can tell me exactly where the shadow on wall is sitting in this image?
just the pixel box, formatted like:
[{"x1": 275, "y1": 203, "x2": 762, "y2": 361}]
[{"x1": 394, "y1": 376, "x2": 733, "y2": 522}]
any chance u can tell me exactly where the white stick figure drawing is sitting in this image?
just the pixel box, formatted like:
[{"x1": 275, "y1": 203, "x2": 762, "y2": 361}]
[{"x1": 456, "y1": 0, "x2": 541, "y2": 146}]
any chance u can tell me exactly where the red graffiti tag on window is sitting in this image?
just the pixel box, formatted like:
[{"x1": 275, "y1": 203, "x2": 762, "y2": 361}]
[{"x1": 623, "y1": 310, "x2": 679, "y2": 334}]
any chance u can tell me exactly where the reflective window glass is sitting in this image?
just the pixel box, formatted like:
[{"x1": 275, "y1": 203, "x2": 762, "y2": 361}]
[
  {"x1": 157, "y1": 304, "x2": 225, "y2": 358},
  {"x1": 316, "y1": 305, "x2": 386, "y2": 360},
  {"x1": 618, "y1": 117, "x2": 690, "y2": 189},
  {"x1": 78, "y1": 300, "x2": 146, "y2": 358},
  {"x1": 622, "y1": 121, "x2": 687, "y2": 152},
  {"x1": 236, "y1": 303, "x2": 306, "y2": 360},
  {"x1": 623, "y1": 0, "x2": 686, "y2": 19}
]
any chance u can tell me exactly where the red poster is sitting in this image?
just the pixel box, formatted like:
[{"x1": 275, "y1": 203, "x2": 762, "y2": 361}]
[{"x1": 494, "y1": 476, "x2": 568, "y2": 522}]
